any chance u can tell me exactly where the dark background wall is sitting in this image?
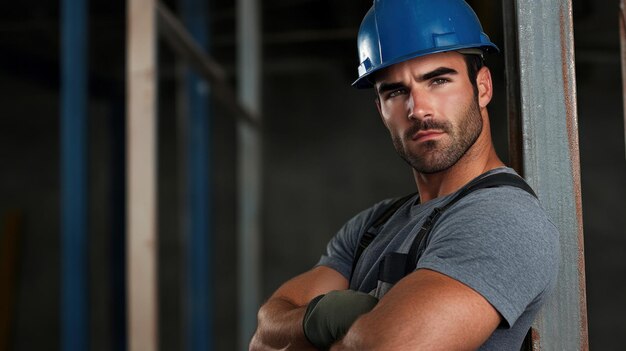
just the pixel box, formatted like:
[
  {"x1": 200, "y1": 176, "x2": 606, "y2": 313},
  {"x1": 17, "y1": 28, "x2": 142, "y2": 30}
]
[{"x1": 0, "y1": 0, "x2": 624, "y2": 350}]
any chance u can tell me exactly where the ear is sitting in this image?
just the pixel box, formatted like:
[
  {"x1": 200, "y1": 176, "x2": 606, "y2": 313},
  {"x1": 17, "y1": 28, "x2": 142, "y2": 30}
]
[{"x1": 476, "y1": 66, "x2": 493, "y2": 108}]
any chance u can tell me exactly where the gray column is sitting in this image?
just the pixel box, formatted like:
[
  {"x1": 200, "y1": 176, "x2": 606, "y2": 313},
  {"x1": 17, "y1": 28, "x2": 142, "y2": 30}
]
[
  {"x1": 237, "y1": 0, "x2": 262, "y2": 348},
  {"x1": 503, "y1": 1, "x2": 589, "y2": 350}
]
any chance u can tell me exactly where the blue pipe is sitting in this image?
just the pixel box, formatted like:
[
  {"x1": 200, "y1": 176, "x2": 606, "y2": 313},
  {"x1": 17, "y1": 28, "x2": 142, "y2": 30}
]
[
  {"x1": 60, "y1": 0, "x2": 88, "y2": 349},
  {"x1": 182, "y1": 0, "x2": 214, "y2": 349}
]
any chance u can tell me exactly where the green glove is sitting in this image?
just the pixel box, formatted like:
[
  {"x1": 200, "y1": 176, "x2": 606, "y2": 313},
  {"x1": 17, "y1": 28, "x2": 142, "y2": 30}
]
[{"x1": 302, "y1": 290, "x2": 379, "y2": 349}]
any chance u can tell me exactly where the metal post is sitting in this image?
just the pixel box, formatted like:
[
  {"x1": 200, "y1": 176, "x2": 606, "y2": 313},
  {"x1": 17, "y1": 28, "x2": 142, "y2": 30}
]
[
  {"x1": 156, "y1": 3, "x2": 261, "y2": 348},
  {"x1": 156, "y1": 3, "x2": 258, "y2": 127},
  {"x1": 127, "y1": 0, "x2": 158, "y2": 349},
  {"x1": 60, "y1": 0, "x2": 88, "y2": 348},
  {"x1": 181, "y1": 0, "x2": 213, "y2": 349},
  {"x1": 237, "y1": 0, "x2": 262, "y2": 348},
  {"x1": 503, "y1": 1, "x2": 588, "y2": 350}
]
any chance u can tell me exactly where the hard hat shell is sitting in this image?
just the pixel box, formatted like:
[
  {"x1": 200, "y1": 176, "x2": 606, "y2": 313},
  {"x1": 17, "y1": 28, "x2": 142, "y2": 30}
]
[{"x1": 353, "y1": 0, "x2": 499, "y2": 89}]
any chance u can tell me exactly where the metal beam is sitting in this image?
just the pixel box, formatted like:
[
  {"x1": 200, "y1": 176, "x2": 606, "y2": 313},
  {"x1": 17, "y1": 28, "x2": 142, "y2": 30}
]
[
  {"x1": 180, "y1": 0, "x2": 214, "y2": 349},
  {"x1": 60, "y1": 0, "x2": 88, "y2": 348},
  {"x1": 237, "y1": 0, "x2": 262, "y2": 348},
  {"x1": 156, "y1": 2, "x2": 258, "y2": 128},
  {"x1": 503, "y1": 1, "x2": 588, "y2": 350},
  {"x1": 126, "y1": 0, "x2": 158, "y2": 349}
]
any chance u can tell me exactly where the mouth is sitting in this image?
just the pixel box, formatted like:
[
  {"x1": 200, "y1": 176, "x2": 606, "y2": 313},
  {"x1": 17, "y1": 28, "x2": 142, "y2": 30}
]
[{"x1": 412, "y1": 130, "x2": 445, "y2": 142}]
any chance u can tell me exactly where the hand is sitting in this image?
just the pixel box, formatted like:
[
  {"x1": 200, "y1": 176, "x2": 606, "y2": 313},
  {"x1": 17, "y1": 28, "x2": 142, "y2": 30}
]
[{"x1": 302, "y1": 290, "x2": 378, "y2": 349}]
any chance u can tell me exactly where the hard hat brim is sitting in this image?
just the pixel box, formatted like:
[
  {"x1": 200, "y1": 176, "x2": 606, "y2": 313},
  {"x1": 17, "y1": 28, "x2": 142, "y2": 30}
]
[{"x1": 352, "y1": 43, "x2": 499, "y2": 89}]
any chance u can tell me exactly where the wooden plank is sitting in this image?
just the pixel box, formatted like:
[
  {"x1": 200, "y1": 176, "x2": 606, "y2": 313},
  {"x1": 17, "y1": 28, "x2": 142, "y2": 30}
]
[
  {"x1": 503, "y1": 1, "x2": 588, "y2": 349},
  {"x1": 127, "y1": 0, "x2": 158, "y2": 349}
]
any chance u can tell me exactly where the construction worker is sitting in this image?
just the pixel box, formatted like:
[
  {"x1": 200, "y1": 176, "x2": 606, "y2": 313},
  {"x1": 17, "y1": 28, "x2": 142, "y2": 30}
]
[{"x1": 250, "y1": 0, "x2": 559, "y2": 350}]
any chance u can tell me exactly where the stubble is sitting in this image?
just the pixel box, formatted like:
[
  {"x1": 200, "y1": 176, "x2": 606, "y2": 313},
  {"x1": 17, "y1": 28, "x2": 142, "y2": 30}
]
[{"x1": 391, "y1": 98, "x2": 483, "y2": 174}]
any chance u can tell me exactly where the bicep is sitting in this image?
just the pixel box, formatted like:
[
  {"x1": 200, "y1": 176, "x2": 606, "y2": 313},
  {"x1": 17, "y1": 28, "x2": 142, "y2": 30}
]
[
  {"x1": 341, "y1": 269, "x2": 500, "y2": 351},
  {"x1": 271, "y1": 266, "x2": 349, "y2": 307}
]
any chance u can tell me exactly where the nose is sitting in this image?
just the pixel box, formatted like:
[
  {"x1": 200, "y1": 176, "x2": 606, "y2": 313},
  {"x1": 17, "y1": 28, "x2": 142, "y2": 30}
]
[{"x1": 407, "y1": 89, "x2": 433, "y2": 121}]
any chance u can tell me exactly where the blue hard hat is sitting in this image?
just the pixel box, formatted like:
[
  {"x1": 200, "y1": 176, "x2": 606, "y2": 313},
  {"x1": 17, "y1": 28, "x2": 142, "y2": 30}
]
[{"x1": 353, "y1": 0, "x2": 499, "y2": 89}]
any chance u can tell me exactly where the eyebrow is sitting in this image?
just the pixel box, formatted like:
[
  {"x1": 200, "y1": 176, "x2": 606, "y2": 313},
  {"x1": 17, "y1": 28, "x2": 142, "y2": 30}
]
[
  {"x1": 377, "y1": 82, "x2": 406, "y2": 95},
  {"x1": 420, "y1": 67, "x2": 458, "y2": 81},
  {"x1": 377, "y1": 66, "x2": 459, "y2": 95}
]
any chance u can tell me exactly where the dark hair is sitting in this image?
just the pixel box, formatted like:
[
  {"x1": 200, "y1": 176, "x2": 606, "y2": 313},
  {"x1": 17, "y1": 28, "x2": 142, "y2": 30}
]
[{"x1": 463, "y1": 54, "x2": 486, "y2": 97}]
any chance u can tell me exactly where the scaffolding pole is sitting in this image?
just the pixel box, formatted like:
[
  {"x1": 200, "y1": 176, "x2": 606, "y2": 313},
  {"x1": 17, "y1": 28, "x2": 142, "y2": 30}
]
[
  {"x1": 157, "y1": 3, "x2": 257, "y2": 127},
  {"x1": 503, "y1": 1, "x2": 588, "y2": 349},
  {"x1": 237, "y1": 0, "x2": 262, "y2": 348},
  {"x1": 157, "y1": 3, "x2": 261, "y2": 349},
  {"x1": 180, "y1": 0, "x2": 214, "y2": 349},
  {"x1": 60, "y1": 0, "x2": 88, "y2": 348},
  {"x1": 126, "y1": 0, "x2": 158, "y2": 349}
]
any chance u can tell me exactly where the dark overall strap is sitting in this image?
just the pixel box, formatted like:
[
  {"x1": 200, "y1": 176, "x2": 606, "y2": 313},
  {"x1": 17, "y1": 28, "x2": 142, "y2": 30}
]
[
  {"x1": 403, "y1": 172, "x2": 537, "y2": 273},
  {"x1": 349, "y1": 192, "x2": 417, "y2": 282},
  {"x1": 350, "y1": 172, "x2": 537, "y2": 285}
]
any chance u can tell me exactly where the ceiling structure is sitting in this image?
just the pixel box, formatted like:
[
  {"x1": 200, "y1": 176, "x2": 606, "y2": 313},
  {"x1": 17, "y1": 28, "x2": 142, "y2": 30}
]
[{"x1": 0, "y1": 0, "x2": 610, "y2": 103}]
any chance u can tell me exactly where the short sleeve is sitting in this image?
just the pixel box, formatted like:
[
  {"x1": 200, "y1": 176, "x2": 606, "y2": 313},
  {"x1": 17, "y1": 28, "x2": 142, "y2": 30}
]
[
  {"x1": 316, "y1": 199, "x2": 394, "y2": 280},
  {"x1": 415, "y1": 187, "x2": 560, "y2": 327}
]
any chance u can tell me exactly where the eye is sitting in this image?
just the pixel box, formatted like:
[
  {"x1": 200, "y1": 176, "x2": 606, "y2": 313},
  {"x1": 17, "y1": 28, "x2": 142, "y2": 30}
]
[
  {"x1": 431, "y1": 77, "x2": 450, "y2": 86},
  {"x1": 387, "y1": 88, "x2": 407, "y2": 98}
]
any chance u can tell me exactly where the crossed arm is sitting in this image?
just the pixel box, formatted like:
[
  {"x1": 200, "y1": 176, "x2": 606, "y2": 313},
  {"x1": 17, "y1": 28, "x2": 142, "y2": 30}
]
[
  {"x1": 249, "y1": 266, "x2": 348, "y2": 350},
  {"x1": 249, "y1": 266, "x2": 501, "y2": 351}
]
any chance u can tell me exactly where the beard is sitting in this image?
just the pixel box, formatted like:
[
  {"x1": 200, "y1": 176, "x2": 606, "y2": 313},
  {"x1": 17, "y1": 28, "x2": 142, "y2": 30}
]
[{"x1": 391, "y1": 97, "x2": 483, "y2": 174}]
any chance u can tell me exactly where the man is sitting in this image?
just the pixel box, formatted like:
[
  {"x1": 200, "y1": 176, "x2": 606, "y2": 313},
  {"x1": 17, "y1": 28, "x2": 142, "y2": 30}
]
[{"x1": 250, "y1": 1, "x2": 559, "y2": 350}]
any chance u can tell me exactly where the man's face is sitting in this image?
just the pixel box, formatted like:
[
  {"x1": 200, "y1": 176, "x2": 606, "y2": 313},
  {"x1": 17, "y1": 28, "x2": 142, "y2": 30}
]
[{"x1": 374, "y1": 52, "x2": 488, "y2": 174}]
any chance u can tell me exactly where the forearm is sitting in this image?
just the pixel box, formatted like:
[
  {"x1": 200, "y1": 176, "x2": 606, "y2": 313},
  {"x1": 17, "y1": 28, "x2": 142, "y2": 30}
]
[
  {"x1": 249, "y1": 297, "x2": 316, "y2": 351},
  {"x1": 328, "y1": 312, "x2": 377, "y2": 351}
]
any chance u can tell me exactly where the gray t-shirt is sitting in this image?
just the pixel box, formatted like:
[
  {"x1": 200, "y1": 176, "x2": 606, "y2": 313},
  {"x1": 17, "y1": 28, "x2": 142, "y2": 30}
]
[{"x1": 317, "y1": 168, "x2": 560, "y2": 350}]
